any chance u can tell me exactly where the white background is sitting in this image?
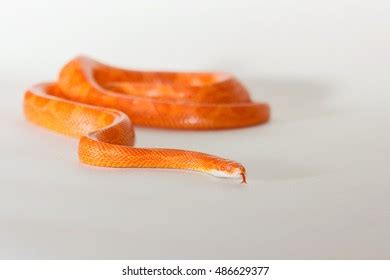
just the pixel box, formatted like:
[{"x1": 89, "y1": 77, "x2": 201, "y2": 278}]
[{"x1": 0, "y1": 0, "x2": 389, "y2": 259}]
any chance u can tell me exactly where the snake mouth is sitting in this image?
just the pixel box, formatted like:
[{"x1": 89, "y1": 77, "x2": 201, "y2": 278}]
[{"x1": 240, "y1": 172, "x2": 247, "y2": 184}]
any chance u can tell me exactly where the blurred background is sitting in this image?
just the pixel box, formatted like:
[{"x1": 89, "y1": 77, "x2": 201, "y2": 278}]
[{"x1": 0, "y1": 0, "x2": 389, "y2": 259}]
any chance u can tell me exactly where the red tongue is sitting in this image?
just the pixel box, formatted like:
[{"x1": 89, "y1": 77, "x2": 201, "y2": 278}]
[{"x1": 241, "y1": 173, "x2": 247, "y2": 184}]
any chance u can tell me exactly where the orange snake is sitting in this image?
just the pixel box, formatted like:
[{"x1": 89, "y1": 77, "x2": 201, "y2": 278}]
[{"x1": 23, "y1": 56, "x2": 270, "y2": 183}]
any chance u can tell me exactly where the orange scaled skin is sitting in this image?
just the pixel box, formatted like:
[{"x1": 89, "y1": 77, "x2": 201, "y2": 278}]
[{"x1": 23, "y1": 56, "x2": 270, "y2": 183}]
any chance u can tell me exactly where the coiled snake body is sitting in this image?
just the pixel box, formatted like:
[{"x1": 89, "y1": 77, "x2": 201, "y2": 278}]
[{"x1": 24, "y1": 57, "x2": 270, "y2": 183}]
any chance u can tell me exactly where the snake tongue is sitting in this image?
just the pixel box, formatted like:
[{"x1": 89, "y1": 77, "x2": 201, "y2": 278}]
[{"x1": 240, "y1": 173, "x2": 247, "y2": 184}]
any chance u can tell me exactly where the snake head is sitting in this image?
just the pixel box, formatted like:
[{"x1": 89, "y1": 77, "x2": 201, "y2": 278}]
[{"x1": 211, "y1": 161, "x2": 247, "y2": 184}]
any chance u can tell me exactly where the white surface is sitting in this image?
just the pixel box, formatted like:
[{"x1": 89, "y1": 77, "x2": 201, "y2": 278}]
[{"x1": 0, "y1": 0, "x2": 389, "y2": 259}]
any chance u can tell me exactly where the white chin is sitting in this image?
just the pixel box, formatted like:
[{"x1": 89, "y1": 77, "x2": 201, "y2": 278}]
[{"x1": 210, "y1": 170, "x2": 241, "y2": 179}]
